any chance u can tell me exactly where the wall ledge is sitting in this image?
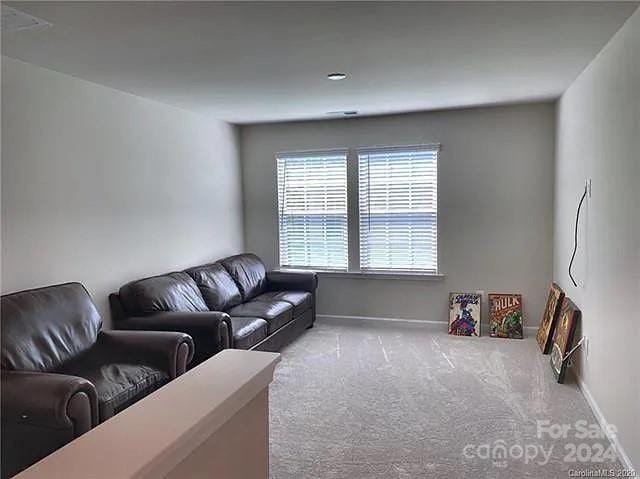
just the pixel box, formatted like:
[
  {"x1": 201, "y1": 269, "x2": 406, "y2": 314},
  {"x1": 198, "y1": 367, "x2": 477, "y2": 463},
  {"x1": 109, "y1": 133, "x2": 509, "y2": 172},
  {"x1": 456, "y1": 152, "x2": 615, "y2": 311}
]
[
  {"x1": 277, "y1": 268, "x2": 446, "y2": 281},
  {"x1": 15, "y1": 350, "x2": 280, "y2": 479}
]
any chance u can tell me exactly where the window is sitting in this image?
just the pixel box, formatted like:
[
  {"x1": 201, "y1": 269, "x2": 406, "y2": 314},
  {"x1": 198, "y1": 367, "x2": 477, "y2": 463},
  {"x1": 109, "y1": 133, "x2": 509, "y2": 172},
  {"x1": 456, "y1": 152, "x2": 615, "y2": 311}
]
[
  {"x1": 358, "y1": 144, "x2": 439, "y2": 272},
  {"x1": 276, "y1": 144, "x2": 439, "y2": 275},
  {"x1": 276, "y1": 150, "x2": 348, "y2": 270}
]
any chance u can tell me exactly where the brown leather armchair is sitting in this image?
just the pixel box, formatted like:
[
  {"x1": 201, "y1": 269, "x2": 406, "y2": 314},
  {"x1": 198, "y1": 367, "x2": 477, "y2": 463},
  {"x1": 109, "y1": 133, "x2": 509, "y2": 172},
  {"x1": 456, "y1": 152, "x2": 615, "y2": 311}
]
[{"x1": 1, "y1": 282, "x2": 194, "y2": 478}]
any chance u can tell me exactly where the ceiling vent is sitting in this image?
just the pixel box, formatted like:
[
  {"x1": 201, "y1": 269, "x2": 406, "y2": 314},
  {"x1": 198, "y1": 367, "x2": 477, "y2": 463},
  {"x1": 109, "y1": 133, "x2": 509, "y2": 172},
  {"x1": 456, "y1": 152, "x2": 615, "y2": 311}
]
[
  {"x1": 326, "y1": 111, "x2": 359, "y2": 117},
  {"x1": 2, "y1": 5, "x2": 51, "y2": 33}
]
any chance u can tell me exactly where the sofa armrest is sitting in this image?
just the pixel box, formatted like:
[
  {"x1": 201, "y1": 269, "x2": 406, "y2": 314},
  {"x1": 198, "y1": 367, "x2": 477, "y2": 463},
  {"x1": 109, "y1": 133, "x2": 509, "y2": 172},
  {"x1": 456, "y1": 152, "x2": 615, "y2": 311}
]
[
  {"x1": 1, "y1": 370, "x2": 98, "y2": 433},
  {"x1": 114, "y1": 312, "x2": 231, "y2": 365},
  {"x1": 266, "y1": 270, "x2": 318, "y2": 293},
  {"x1": 98, "y1": 330, "x2": 194, "y2": 378}
]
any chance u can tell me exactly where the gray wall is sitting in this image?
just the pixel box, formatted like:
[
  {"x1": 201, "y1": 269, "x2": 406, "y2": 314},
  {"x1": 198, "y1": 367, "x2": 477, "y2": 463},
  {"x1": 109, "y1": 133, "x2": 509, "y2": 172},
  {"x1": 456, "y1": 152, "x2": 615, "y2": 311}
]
[
  {"x1": 554, "y1": 8, "x2": 639, "y2": 469},
  {"x1": 1, "y1": 57, "x2": 244, "y2": 324},
  {"x1": 240, "y1": 103, "x2": 555, "y2": 327}
]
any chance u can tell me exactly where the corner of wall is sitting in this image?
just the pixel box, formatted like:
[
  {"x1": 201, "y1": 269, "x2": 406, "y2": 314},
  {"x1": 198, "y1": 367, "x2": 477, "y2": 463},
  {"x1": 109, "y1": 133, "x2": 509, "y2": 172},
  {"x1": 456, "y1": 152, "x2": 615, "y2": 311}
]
[{"x1": 235, "y1": 124, "x2": 249, "y2": 253}]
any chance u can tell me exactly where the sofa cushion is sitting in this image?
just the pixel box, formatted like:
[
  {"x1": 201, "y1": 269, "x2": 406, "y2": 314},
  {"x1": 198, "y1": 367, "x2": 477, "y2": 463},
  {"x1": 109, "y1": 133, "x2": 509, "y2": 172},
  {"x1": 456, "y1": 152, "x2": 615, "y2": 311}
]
[
  {"x1": 1, "y1": 283, "x2": 102, "y2": 373},
  {"x1": 185, "y1": 263, "x2": 242, "y2": 311},
  {"x1": 229, "y1": 317, "x2": 268, "y2": 350},
  {"x1": 220, "y1": 254, "x2": 267, "y2": 301},
  {"x1": 119, "y1": 272, "x2": 208, "y2": 315},
  {"x1": 253, "y1": 291, "x2": 312, "y2": 316},
  {"x1": 227, "y1": 300, "x2": 293, "y2": 334},
  {"x1": 57, "y1": 353, "x2": 168, "y2": 421}
]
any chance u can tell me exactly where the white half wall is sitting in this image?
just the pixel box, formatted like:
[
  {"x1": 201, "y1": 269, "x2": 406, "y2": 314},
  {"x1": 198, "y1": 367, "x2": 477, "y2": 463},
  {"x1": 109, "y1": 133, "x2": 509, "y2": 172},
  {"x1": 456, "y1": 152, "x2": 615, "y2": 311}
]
[
  {"x1": 1, "y1": 57, "x2": 244, "y2": 324},
  {"x1": 240, "y1": 103, "x2": 555, "y2": 328},
  {"x1": 554, "y1": 8, "x2": 640, "y2": 470}
]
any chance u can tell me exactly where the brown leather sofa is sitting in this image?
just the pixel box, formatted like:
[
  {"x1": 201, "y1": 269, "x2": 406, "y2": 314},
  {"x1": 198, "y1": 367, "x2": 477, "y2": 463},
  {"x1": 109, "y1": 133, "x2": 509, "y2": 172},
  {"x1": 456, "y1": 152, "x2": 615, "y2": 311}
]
[
  {"x1": 1, "y1": 283, "x2": 194, "y2": 478},
  {"x1": 110, "y1": 254, "x2": 317, "y2": 365}
]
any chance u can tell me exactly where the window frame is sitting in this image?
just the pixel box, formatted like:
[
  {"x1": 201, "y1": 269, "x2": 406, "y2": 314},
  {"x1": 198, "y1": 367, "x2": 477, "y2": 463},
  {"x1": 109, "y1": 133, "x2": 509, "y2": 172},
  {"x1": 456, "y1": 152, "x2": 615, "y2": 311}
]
[
  {"x1": 275, "y1": 144, "x2": 442, "y2": 279},
  {"x1": 275, "y1": 148, "x2": 350, "y2": 271},
  {"x1": 356, "y1": 143, "x2": 440, "y2": 274}
]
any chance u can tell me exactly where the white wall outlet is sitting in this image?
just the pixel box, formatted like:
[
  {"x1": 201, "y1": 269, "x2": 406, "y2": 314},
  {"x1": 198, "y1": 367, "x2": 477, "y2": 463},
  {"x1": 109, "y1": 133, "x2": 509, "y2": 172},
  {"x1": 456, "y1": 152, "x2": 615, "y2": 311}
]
[
  {"x1": 586, "y1": 179, "x2": 592, "y2": 198},
  {"x1": 583, "y1": 336, "x2": 589, "y2": 360}
]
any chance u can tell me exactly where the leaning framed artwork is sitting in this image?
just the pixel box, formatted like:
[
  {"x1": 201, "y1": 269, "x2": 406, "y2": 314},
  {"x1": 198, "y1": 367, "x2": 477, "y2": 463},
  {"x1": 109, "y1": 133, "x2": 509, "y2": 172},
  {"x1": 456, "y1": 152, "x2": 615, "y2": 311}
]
[
  {"x1": 448, "y1": 293, "x2": 481, "y2": 337},
  {"x1": 489, "y1": 293, "x2": 523, "y2": 339},
  {"x1": 549, "y1": 298, "x2": 580, "y2": 384},
  {"x1": 536, "y1": 283, "x2": 565, "y2": 354}
]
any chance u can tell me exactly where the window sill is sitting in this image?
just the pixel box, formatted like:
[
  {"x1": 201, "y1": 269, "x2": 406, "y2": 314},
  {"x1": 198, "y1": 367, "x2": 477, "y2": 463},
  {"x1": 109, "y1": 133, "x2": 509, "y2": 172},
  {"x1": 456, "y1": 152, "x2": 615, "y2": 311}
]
[{"x1": 276, "y1": 268, "x2": 446, "y2": 281}]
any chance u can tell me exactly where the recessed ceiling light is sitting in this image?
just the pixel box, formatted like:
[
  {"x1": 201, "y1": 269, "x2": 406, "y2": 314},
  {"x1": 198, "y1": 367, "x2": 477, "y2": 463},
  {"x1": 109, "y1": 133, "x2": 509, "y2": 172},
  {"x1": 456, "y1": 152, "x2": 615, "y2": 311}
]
[{"x1": 327, "y1": 72, "x2": 347, "y2": 81}]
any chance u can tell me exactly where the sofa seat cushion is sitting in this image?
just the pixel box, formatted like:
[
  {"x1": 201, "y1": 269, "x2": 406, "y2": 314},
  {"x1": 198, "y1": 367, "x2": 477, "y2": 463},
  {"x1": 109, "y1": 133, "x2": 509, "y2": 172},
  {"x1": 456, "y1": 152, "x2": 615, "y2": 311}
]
[
  {"x1": 229, "y1": 317, "x2": 268, "y2": 350},
  {"x1": 57, "y1": 360, "x2": 168, "y2": 422},
  {"x1": 185, "y1": 263, "x2": 243, "y2": 311},
  {"x1": 253, "y1": 291, "x2": 312, "y2": 316},
  {"x1": 227, "y1": 300, "x2": 293, "y2": 334},
  {"x1": 220, "y1": 254, "x2": 267, "y2": 301}
]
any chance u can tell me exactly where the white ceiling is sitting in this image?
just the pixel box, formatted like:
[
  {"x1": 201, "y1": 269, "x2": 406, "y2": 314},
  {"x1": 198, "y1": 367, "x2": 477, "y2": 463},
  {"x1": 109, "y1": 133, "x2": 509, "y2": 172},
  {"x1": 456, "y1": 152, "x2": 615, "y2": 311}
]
[{"x1": 2, "y1": 2, "x2": 637, "y2": 124}]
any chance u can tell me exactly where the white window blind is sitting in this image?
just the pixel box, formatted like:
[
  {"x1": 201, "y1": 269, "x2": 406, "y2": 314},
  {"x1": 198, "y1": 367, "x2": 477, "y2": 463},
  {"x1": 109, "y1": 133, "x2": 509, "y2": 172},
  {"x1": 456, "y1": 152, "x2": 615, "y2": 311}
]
[
  {"x1": 277, "y1": 150, "x2": 348, "y2": 270},
  {"x1": 358, "y1": 144, "x2": 439, "y2": 272}
]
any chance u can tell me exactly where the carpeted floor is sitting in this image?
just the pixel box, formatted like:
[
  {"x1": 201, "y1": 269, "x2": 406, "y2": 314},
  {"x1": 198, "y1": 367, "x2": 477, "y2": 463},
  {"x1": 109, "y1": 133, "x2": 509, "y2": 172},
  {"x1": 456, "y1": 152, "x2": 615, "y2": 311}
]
[{"x1": 269, "y1": 318, "x2": 622, "y2": 478}]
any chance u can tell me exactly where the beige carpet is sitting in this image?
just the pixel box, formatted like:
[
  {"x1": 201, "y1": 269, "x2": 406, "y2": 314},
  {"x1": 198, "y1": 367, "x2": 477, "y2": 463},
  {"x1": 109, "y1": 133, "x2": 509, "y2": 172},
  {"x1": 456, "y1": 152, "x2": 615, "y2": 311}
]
[{"x1": 269, "y1": 318, "x2": 622, "y2": 478}]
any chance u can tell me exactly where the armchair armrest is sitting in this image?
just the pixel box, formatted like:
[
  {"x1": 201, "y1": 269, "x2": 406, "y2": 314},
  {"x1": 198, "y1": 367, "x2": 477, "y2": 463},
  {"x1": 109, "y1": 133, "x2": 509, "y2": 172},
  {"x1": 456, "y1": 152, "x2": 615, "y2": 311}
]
[
  {"x1": 266, "y1": 270, "x2": 318, "y2": 293},
  {"x1": 1, "y1": 370, "x2": 98, "y2": 433},
  {"x1": 114, "y1": 311, "x2": 231, "y2": 365},
  {"x1": 98, "y1": 330, "x2": 194, "y2": 378}
]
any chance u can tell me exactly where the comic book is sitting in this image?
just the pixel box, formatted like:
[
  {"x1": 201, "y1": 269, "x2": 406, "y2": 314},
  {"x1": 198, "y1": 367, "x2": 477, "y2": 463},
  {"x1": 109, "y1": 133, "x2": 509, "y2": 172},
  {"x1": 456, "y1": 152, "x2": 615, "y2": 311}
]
[
  {"x1": 448, "y1": 293, "x2": 481, "y2": 336},
  {"x1": 489, "y1": 293, "x2": 523, "y2": 339}
]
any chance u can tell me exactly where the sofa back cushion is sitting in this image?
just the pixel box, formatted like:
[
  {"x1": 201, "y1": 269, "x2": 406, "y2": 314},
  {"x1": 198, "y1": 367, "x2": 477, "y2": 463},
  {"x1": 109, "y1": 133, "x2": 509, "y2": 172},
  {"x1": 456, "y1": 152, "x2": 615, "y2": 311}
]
[
  {"x1": 119, "y1": 272, "x2": 208, "y2": 315},
  {"x1": 1, "y1": 283, "x2": 102, "y2": 372},
  {"x1": 185, "y1": 263, "x2": 243, "y2": 311},
  {"x1": 220, "y1": 254, "x2": 267, "y2": 301}
]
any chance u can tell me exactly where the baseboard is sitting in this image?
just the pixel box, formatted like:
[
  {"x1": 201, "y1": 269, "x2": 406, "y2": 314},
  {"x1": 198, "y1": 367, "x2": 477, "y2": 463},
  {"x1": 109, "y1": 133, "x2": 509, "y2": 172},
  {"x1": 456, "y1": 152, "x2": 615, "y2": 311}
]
[
  {"x1": 574, "y1": 371, "x2": 636, "y2": 472},
  {"x1": 317, "y1": 314, "x2": 539, "y2": 333},
  {"x1": 317, "y1": 314, "x2": 446, "y2": 326}
]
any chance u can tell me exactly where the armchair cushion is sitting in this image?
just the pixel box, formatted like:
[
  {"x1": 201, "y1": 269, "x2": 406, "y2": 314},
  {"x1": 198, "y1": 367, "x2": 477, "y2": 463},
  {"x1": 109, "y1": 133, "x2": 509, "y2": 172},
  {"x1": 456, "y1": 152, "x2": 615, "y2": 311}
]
[
  {"x1": 185, "y1": 263, "x2": 243, "y2": 311},
  {"x1": 97, "y1": 330, "x2": 194, "y2": 378},
  {"x1": 253, "y1": 291, "x2": 312, "y2": 316},
  {"x1": 118, "y1": 272, "x2": 208, "y2": 315},
  {"x1": 56, "y1": 357, "x2": 168, "y2": 421},
  {"x1": 227, "y1": 300, "x2": 293, "y2": 334},
  {"x1": 220, "y1": 254, "x2": 267, "y2": 301},
  {"x1": 1, "y1": 283, "x2": 102, "y2": 372}
]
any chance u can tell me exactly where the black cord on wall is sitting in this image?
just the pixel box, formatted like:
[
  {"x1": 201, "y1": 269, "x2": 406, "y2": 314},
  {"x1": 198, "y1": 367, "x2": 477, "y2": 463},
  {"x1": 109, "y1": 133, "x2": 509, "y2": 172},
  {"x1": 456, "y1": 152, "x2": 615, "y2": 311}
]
[{"x1": 568, "y1": 184, "x2": 588, "y2": 287}]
